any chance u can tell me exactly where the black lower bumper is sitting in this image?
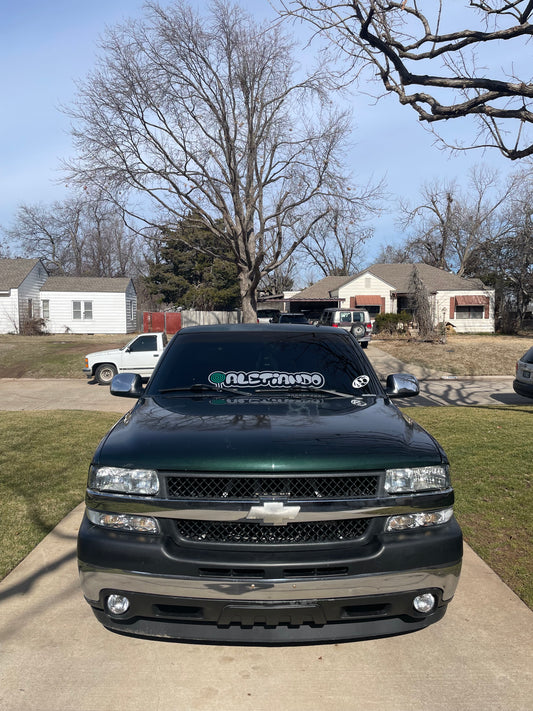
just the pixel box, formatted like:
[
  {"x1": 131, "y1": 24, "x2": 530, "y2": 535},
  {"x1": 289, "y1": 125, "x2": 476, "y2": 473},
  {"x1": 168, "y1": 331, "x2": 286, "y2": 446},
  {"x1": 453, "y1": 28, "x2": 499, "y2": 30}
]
[
  {"x1": 513, "y1": 378, "x2": 533, "y2": 399},
  {"x1": 89, "y1": 588, "x2": 449, "y2": 644}
]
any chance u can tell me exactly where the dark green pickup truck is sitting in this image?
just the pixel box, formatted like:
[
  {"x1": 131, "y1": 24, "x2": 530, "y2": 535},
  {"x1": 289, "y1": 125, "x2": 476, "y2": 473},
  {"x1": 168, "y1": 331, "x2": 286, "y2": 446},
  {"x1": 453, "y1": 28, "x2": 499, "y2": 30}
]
[{"x1": 77, "y1": 324, "x2": 462, "y2": 643}]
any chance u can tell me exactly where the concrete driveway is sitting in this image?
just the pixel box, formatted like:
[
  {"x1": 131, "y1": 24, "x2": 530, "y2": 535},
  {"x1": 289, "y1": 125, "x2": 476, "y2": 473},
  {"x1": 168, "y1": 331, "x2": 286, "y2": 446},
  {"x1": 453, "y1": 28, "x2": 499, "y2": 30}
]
[{"x1": 1, "y1": 350, "x2": 532, "y2": 710}]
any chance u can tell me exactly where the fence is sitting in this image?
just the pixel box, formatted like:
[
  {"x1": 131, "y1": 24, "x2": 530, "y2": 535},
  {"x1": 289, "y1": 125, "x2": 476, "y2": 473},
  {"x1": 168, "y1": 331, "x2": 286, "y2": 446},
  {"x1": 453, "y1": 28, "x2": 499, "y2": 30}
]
[{"x1": 143, "y1": 309, "x2": 242, "y2": 334}]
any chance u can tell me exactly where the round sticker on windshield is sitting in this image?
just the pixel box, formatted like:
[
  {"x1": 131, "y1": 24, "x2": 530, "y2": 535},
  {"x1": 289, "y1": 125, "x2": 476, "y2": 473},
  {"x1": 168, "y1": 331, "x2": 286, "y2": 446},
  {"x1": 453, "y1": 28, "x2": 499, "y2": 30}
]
[{"x1": 352, "y1": 375, "x2": 370, "y2": 389}]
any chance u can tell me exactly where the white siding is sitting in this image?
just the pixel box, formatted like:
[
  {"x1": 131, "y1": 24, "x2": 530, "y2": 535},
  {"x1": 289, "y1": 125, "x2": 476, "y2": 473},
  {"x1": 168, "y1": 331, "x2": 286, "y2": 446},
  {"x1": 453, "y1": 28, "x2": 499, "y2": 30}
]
[
  {"x1": 0, "y1": 262, "x2": 48, "y2": 334},
  {"x1": 336, "y1": 274, "x2": 394, "y2": 311},
  {"x1": 41, "y1": 289, "x2": 130, "y2": 334},
  {"x1": 437, "y1": 290, "x2": 495, "y2": 334},
  {"x1": 0, "y1": 291, "x2": 19, "y2": 333}
]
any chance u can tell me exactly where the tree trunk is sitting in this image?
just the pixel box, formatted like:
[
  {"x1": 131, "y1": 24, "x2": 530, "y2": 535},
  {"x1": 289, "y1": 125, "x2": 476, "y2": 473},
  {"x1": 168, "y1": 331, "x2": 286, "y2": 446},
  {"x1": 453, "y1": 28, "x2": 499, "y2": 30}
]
[{"x1": 239, "y1": 270, "x2": 258, "y2": 323}]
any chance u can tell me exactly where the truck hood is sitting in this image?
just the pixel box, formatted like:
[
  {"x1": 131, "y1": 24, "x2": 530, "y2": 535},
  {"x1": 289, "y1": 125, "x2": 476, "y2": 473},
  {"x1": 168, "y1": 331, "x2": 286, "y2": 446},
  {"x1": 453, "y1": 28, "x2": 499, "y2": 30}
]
[
  {"x1": 86, "y1": 347, "x2": 123, "y2": 359},
  {"x1": 94, "y1": 394, "x2": 445, "y2": 472}
]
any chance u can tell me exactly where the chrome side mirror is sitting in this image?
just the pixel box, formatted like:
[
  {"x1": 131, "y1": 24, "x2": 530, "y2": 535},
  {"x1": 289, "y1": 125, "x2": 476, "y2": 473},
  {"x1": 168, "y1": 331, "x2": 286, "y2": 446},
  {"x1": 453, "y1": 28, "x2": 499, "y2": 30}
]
[
  {"x1": 385, "y1": 373, "x2": 420, "y2": 398},
  {"x1": 110, "y1": 372, "x2": 144, "y2": 398}
]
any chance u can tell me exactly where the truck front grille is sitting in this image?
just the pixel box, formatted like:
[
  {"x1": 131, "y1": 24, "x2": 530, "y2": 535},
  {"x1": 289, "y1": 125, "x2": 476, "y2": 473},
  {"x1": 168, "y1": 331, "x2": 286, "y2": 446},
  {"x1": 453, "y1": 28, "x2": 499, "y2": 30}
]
[
  {"x1": 166, "y1": 474, "x2": 379, "y2": 500},
  {"x1": 174, "y1": 518, "x2": 370, "y2": 544}
]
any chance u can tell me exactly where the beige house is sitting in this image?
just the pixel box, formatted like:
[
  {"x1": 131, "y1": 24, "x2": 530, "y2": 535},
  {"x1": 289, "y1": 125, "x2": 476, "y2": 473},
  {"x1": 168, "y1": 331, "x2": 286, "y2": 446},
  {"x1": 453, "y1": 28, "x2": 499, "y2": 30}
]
[{"x1": 288, "y1": 263, "x2": 495, "y2": 333}]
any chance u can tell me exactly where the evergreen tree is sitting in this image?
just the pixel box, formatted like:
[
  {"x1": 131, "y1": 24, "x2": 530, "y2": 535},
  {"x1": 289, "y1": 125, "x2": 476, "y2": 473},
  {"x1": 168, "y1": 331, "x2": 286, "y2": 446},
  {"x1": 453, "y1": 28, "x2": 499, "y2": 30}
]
[{"x1": 145, "y1": 216, "x2": 240, "y2": 310}]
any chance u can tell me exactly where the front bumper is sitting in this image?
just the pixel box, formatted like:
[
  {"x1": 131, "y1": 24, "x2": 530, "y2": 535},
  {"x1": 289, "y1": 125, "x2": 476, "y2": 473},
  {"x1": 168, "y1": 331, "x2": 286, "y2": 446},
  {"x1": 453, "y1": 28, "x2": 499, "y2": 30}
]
[
  {"x1": 80, "y1": 562, "x2": 460, "y2": 643},
  {"x1": 78, "y1": 513, "x2": 462, "y2": 643}
]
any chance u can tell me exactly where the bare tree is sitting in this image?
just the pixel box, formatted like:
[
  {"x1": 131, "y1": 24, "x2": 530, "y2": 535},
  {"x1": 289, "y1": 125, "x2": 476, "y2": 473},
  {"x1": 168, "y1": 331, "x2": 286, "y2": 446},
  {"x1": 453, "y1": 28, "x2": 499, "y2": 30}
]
[
  {"x1": 471, "y1": 178, "x2": 533, "y2": 329},
  {"x1": 408, "y1": 266, "x2": 433, "y2": 338},
  {"x1": 297, "y1": 197, "x2": 377, "y2": 276},
  {"x1": 3, "y1": 192, "x2": 142, "y2": 277},
  {"x1": 64, "y1": 1, "x2": 380, "y2": 321},
  {"x1": 280, "y1": 1, "x2": 533, "y2": 159},
  {"x1": 397, "y1": 166, "x2": 517, "y2": 273}
]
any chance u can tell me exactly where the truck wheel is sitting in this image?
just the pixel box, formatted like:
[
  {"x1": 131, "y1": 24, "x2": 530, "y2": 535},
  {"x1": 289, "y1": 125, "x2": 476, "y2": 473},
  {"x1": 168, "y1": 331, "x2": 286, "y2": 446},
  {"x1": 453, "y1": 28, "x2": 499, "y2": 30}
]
[
  {"x1": 95, "y1": 363, "x2": 117, "y2": 385},
  {"x1": 361, "y1": 341, "x2": 368, "y2": 349},
  {"x1": 351, "y1": 324, "x2": 365, "y2": 338}
]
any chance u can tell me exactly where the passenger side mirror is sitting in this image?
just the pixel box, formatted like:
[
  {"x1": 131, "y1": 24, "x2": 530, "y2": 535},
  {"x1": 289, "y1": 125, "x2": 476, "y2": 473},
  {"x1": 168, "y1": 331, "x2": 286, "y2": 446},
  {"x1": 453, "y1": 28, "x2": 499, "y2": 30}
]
[
  {"x1": 385, "y1": 373, "x2": 420, "y2": 399},
  {"x1": 110, "y1": 372, "x2": 145, "y2": 398}
]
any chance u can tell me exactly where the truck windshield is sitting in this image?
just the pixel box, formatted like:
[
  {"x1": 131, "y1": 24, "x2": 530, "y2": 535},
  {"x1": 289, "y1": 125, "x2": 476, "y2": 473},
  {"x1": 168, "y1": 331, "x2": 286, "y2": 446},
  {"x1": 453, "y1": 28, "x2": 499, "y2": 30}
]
[{"x1": 148, "y1": 329, "x2": 379, "y2": 396}]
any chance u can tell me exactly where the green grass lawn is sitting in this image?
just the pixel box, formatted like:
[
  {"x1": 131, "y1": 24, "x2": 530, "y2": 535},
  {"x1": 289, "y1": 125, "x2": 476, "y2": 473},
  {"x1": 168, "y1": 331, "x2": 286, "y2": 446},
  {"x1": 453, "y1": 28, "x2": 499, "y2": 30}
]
[
  {"x1": 0, "y1": 407, "x2": 531, "y2": 609},
  {"x1": 0, "y1": 412, "x2": 118, "y2": 579},
  {"x1": 411, "y1": 405, "x2": 532, "y2": 609}
]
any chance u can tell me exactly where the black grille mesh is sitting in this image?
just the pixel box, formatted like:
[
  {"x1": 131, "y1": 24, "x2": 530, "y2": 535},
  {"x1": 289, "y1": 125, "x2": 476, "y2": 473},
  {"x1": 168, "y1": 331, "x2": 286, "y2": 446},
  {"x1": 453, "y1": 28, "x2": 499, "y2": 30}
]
[
  {"x1": 166, "y1": 474, "x2": 379, "y2": 500},
  {"x1": 174, "y1": 518, "x2": 369, "y2": 544}
]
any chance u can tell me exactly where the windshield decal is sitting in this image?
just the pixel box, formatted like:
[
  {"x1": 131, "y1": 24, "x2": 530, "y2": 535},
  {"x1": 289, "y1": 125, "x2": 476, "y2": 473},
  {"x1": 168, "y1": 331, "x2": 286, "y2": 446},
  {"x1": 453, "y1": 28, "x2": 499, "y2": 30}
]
[
  {"x1": 208, "y1": 370, "x2": 325, "y2": 390},
  {"x1": 352, "y1": 375, "x2": 370, "y2": 389}
]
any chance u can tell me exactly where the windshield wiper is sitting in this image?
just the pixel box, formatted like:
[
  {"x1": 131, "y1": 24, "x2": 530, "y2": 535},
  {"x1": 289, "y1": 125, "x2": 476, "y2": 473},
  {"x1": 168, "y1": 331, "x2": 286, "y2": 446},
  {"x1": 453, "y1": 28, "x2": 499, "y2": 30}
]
[
  {"x1": 251, "y1": 386, "x2": 357, "y2": 398},
  {"x1": 158, "y1": 384, "x2": 246, "y2": 395}
]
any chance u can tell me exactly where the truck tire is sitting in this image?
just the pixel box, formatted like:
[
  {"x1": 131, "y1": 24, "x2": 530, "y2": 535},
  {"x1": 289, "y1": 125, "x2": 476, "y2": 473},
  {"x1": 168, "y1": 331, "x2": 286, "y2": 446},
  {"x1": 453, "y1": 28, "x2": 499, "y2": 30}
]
[
  {"x1": 351, "y1": 324, "x2": 365, "y2": 338},
  {"x1": 95, "y1": 363, "x2": 117, "y2": 385}
]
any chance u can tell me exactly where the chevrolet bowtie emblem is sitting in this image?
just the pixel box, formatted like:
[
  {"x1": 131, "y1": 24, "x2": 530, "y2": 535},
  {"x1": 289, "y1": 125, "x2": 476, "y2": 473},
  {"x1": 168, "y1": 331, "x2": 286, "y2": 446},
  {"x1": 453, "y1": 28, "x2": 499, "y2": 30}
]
[{"x1": 246, "y1": 501, "x2": 301, "y2": 526}]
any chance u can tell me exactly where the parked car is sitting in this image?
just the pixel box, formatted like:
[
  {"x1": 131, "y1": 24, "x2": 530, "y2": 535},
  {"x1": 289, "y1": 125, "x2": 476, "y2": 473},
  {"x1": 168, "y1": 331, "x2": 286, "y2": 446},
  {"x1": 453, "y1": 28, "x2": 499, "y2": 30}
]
[
  {"x1": 257, "y1": 308, "x2": 280, "y2": 323},
  {"x1": 317, "y1": 308, "x2": 372, "y2": 348},
  {"x1": 78, "y1": 324, "x2": 462, "y2": 644},
  {"x1": 83, "y1": 332, "x2": 168, "y2": 385},
  {"x1": 513, "y1": 345, "x2": 533, "y2": 399},
  {"x1": 270, "y1": 312, "x2": 310, "y2": 324}
]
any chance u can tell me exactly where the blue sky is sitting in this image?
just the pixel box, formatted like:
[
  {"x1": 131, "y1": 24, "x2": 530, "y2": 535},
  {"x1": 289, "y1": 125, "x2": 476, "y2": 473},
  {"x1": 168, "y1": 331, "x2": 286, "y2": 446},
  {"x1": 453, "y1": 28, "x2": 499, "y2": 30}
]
[{"x1": 0, "y1": 1, "x2": 522, "y2": 265}]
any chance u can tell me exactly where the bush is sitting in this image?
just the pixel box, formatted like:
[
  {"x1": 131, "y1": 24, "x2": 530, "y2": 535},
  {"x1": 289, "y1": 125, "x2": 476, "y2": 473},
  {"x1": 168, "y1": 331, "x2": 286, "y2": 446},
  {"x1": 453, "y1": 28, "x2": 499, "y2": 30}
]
[
  {"x1": 374, "y1": 311, "x2": 411, "y2": 335},
  {"x1": 19, "y1": 317, "x2": 47, "y2": 336}
]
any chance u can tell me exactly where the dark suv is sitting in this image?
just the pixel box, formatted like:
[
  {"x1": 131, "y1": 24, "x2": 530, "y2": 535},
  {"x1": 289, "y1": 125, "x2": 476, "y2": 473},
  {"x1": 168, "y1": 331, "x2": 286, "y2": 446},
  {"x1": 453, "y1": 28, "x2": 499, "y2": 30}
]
[
  {"x1": 78, "y1": 324, "x2": 462, "y2": 643},
  {"x1": 269, "y1": 312, "x2": 310, "y2": 324}
]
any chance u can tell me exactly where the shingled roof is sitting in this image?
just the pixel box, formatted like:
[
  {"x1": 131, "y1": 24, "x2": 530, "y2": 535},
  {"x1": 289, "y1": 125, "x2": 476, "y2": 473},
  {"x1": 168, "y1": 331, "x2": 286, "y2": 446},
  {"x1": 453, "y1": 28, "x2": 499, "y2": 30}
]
[
  {"x1": 0, "y1": 258, "x2": 43, "y2": 290},
  {"x1": 364, "y1": 263, "x2": 486, "y2": 292},
  {"x1": 290, "y1": 275, "x2": 354, "y2": 300},
  {"x1": 41, "y1": 277, "x2": 134, "y2": 293}
]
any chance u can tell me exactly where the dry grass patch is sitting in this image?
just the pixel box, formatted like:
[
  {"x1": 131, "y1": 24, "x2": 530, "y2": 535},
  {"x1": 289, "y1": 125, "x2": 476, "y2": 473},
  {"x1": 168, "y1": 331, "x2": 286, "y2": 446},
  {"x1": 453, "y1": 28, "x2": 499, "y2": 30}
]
[
  {"x1": 0, "y1": 334, "x2": 132, "y2": 379},
  {"x1": 374, "y1": 334, "x2": 531, "y2": 376}
]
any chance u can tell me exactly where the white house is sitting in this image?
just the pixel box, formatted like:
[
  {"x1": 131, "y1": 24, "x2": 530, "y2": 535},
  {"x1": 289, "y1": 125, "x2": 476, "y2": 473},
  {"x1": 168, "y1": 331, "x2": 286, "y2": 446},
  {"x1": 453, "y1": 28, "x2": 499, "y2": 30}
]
[
  {"x1": 288, "y1": 263, "x2": 495, "y2": 334},
  {"x1": 0, "y1": 258, "x2": 48, "y2": 333},
  {"x1": 40, "y1": 277, "x2": 137, "y2": 334}
]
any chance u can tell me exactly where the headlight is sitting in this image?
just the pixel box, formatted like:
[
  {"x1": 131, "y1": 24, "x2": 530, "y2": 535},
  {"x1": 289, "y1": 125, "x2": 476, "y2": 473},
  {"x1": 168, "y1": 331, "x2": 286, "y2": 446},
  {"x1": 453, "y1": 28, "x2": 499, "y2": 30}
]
[
  {"x1": 385, "y1": 465, "x2": 449, "y2": 494},
  {"x1": 86, "y1": 508, "x2": 159, "y2": 534},
  {"x1": 386, "y1": 507, "x2": 454, "y2": 532},
  {"x1": 89, "y1": 466, "x2": 159, "y2": 495}
]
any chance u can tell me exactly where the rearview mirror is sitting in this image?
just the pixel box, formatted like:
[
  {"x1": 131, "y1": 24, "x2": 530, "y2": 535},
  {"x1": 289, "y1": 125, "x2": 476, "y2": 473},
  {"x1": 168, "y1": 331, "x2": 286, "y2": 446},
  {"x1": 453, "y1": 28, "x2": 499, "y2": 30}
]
[
  {"x1": 110, "y1": 372, "x2": 144, "y2": 398},
  {"x1": 385, "y1": 373, "x2": 419, "y2": 399}
]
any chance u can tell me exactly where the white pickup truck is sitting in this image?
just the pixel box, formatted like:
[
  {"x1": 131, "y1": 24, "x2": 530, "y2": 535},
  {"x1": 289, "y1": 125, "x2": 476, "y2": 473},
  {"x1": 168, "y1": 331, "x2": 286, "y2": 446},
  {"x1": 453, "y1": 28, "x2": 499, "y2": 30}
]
[{"x1": 83, "y1": 332, "x2": 168, "y2": 385}]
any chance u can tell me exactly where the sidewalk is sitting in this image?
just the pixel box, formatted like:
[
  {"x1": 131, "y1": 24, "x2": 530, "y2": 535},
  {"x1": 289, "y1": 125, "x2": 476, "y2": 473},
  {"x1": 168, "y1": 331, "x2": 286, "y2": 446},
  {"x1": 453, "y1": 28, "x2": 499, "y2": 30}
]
[{"x1": 0, "y1": 505, "x2": 531, "y2": 711}]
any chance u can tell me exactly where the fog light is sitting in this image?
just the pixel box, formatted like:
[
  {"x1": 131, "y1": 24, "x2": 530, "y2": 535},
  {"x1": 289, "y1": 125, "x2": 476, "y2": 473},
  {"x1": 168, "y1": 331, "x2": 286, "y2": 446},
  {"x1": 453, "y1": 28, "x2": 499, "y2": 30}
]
[
  {"x1": 413, "y1": 593, "x2": 436, "y2": 614},
  {"x1": 107, "y1": 594, "x2": 130, "y2": 616}
]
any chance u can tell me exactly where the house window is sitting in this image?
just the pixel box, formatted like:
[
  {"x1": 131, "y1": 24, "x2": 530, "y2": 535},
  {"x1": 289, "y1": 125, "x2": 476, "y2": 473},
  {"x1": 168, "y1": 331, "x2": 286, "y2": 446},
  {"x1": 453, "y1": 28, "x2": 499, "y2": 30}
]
[
  {"x1": 73, "y1": 300, "x2": 93, "y2": 320},
  {"x1": 455, "y1": 305, "x2": 484, "y2": 319},
  {"x1": 127, "y1": 300, "x2": 135, "y2": 321},
  {"x1": 42, "y1": 300, "x2": 50, "y2": 319}
]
